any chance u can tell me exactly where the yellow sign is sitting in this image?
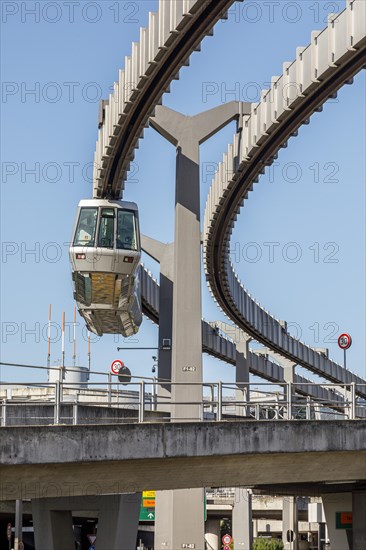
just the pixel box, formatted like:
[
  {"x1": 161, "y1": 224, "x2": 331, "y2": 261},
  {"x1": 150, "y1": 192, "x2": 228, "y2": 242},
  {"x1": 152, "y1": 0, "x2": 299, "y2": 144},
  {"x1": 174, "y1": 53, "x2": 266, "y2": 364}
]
[{"x1": 143, "y1": 491, "x2": 156, "y2": 498}]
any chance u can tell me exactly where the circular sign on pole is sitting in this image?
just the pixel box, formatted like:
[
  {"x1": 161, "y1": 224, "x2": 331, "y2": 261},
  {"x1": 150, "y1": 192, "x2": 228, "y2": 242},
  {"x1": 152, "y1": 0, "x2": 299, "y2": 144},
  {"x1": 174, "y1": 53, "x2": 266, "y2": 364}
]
[
  {"x1": 118, "y1": 365, "x2": 132, "y2": 385},
  {"x1": 222, "y1": 534, "x2": 232, "y2": 545},
  {"x1": 338, "y1": 333, "x2": 352, "y2": 350},
  {"x1": 111, "y1": 359, "x2": 124, "y2": 375}
]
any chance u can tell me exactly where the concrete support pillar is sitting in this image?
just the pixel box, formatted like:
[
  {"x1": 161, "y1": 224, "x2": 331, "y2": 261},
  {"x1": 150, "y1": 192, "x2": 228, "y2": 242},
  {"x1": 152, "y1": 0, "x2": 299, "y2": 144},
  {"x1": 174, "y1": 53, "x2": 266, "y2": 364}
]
[
  {"x1": 215, "y1": 324, "x2": 251, "y2": 418},
  {"x1": 155, "y1": 489, "x2": 205, "y2": 549},
  {"x1": 32, "y1": 502, "x2": 74, "y2": 550},
  {"x1": 31, "y1": 494, "x2": 141, "y2": 550},
  {"x1": 205, "y1": 518, "x2": 221, "y2": 550},
  {"x1": 141, "y1": 235, "x2": 174, "y2": 412},
  {"x1": 97, "y1": 494, "x2": 141, "y2": 549},
  {"x1": 335, "y1": 384, "x2": 355, "y2": 419},
  {"x1": 321, "y1": 493, "x2": 352, "y2": 550},
  {"x1": 235, "y1": 337, "x2": 251, "y2": 418},
  {"x1": 352, "y1": 489, "x2": 366, "y2": 550},
  {"x1": 282, "y1": 496, "x2": 298, "y2": 550},
  {"x1": 281, "y1": 360, "x2": 297, "y2": 419},
  {"x1": 232, "y1": 488, "x2": 253, "y2": 550},
  {"x1": 150, "y1": 102, "x2": 248, "y2": 422},
  {"x1": 151, "y1": 102, "x2": 250, "y2": 549}
]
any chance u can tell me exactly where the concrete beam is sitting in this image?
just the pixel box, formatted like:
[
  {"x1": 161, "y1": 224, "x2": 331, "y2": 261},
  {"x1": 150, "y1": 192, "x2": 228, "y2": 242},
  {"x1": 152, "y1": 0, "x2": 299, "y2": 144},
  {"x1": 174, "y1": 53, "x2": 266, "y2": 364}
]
[{"x1": 1, "y1": 421, "x2": 365, "y2": 501}]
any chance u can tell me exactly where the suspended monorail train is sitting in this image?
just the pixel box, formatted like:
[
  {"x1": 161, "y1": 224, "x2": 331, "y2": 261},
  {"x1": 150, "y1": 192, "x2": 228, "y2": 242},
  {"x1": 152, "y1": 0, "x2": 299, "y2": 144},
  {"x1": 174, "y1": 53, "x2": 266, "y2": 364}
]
[{"x1": 70, "y1": 199, "x2": 142, "y2": 337}]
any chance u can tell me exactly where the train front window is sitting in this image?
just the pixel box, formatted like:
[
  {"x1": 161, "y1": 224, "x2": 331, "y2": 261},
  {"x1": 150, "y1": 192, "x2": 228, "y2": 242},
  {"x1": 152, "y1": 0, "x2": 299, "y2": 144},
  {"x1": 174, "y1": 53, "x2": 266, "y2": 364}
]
[
  {"x1": 98, "y1": 208, "x2": 115, "y2": 248},
  {"x1": 74, "y1": 208, "x2": 98, "y2": 246},
  {"x1": 117, "y1": 210, "x2": 137, "y2": 250}
]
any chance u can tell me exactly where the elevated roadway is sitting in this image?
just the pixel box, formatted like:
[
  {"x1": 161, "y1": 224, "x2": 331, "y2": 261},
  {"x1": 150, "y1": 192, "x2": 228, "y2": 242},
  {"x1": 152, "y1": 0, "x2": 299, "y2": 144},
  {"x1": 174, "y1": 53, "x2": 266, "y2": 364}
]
[{"x1": 1, "y1": 421, "x2": 365, "y2": 501}]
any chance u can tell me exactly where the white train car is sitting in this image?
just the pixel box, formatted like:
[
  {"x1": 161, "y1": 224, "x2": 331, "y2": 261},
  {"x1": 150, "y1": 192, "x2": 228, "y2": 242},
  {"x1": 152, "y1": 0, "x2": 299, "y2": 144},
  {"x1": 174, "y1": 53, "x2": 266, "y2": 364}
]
[{"x1": 70, "y1": 199, "x2": 142, "y2": 336}]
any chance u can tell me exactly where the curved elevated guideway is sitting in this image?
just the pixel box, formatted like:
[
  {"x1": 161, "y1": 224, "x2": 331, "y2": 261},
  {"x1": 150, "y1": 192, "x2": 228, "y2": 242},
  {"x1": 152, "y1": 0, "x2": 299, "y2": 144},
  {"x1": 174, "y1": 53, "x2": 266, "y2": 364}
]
[{"x1": 89, "y1": 0, "x2": 365, "y2": 396}]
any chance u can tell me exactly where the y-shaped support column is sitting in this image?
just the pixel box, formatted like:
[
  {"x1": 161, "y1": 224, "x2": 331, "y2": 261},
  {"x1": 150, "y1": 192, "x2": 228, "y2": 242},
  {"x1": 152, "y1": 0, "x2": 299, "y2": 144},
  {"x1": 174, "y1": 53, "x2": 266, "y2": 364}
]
[
  {"x1": 151, "y1": 102, "x2": 251, "y2": 550},
  {"x1": 150, "y1": 101, "x2": 249, "y2": 422}
]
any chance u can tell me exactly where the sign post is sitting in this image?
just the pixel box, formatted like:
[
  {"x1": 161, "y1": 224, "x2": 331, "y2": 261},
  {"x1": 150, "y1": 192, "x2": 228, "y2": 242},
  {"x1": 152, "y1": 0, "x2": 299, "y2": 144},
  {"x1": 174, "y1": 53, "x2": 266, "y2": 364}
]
[
  {"x1": 338, "y1": 333, "x2": 352, "y2": 369},
  {"x1": 7, "y1": 523, "x2": 12, "y2": 550}
]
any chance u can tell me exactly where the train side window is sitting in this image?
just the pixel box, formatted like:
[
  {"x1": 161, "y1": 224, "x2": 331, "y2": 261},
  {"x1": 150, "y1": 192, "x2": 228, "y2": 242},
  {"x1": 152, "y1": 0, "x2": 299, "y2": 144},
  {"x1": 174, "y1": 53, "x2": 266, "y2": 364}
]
[
  {"x1": 98, "y1": 208, "x2": 115, "y2": 248},
  {"x1": 74, "y1": 208, "x2": 98, "y2": 246},
  {"x1": 117, "y1": 210, "x2": 137, "y2": 250}
]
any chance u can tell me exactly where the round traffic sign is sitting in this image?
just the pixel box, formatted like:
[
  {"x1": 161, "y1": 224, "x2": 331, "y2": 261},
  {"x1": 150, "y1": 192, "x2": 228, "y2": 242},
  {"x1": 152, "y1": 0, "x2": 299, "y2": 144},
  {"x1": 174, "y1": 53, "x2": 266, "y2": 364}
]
[
  {"x1": 111, "y1": 359, "x2": 124, "y2": 375},
  {"x1": 118, "y1": 365, "x2": 131, "y2": 385},
  {"x1": 338, "y1": 333, "x2": 352, "y2": 350},
  {"x1": 222, "y1": 534, "x2": 232, "y2": 545}
]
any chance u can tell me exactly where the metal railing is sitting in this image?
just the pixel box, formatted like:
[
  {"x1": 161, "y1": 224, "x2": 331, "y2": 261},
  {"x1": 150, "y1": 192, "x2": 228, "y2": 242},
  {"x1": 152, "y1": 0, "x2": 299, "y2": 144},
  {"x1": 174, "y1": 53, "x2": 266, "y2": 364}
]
[{"x1": 1, "y1": 362, "x2": 365, "y2": 427}]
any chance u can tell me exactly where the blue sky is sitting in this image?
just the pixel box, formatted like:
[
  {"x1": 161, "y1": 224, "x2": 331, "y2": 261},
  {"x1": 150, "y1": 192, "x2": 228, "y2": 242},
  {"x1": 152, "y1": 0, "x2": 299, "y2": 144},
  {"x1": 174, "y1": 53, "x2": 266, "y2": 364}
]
[{"x1": 1, "y1": 1, "x2": 365, "y2": 385}]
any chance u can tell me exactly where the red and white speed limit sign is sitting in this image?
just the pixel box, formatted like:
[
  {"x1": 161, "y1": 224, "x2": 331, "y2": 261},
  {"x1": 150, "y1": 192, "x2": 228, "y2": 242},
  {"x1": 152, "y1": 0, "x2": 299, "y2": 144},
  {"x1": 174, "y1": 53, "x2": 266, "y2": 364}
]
[
  {"x1": 222, "y1": 534, "x2": 232, "y2": 545},
  {"x1": 111, "y1": 359, "x2": 124, "y2": 374},
  {"x1": 338, "y1": 333, "x2": 352, "y2": 350}
]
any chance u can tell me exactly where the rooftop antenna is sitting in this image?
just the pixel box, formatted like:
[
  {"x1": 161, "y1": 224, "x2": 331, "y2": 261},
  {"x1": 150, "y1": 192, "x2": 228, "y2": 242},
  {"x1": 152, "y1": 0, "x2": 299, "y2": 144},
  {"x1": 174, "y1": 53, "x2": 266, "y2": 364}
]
[
  {"x1": 47, "y1": 304, "x2": 52, "y2": 369},
  {"x1": 88, "y1": 330, "x2": 91, "y2": 370},
  {"x1": 73, "y1": 305, "x2": 77, "y2": 367},
  {"x1": 61, "y1": 311, "x2": 65, "y2": 380}
]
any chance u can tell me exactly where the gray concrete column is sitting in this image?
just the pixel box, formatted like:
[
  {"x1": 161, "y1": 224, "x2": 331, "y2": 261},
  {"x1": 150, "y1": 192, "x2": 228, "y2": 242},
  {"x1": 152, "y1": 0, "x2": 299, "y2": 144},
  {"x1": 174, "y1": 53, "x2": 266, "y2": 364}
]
[
  {"x1": 321, "y1": 493, "x2": 352, "y2": 550},
  {"x1": 214, "y1": 324, "x2": 251, "y2": 418},
  {"x1": 205, "y1": 518, "x2": 221, "y2": 550},
  {"x1": 141, "y1": 235, "x2": 174, "y2": 411},
  {"x1": 32, "y1": 500, "x2": 74, "y2": 550},
  {"x1": 32, "y1": 494, "x2": 141, "y2": 550},
  {"x1": 281, "y1": 360, "x2": 297, "y2": 419},
  {"x1": 232, "y1": 488, "x2": 253, "y2": 550},
  {"x1": 155, "y1": 488, "x2": 205, "y2": 549},
  {"x1": 150, "y1": 102, "x2": 250, "y2": 550},
  {"x1": 335, "y1": 384, "x2": 354, "y2": 420},
  {"x1": 282, "y1": 496, "x2": 298, "y2": 550},
  {"x1": 97, "y1": 493, "x2": 141, "y2": 550},
  {"x1": 150, "y1": 102, "x2": 248, "y2": 422},
  {"x1": 352, "y1": 489, "x2": 366, "y2": 550},
  {"x1": 235, "y1": 336, "x2": 251, "y2": 418}
]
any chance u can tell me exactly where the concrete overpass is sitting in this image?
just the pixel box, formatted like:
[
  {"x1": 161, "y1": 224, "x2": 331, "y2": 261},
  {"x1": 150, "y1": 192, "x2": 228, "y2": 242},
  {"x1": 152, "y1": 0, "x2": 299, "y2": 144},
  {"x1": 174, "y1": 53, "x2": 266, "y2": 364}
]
[{"x1": 1, "y1": 420, "x2": 365, "y2": 501}]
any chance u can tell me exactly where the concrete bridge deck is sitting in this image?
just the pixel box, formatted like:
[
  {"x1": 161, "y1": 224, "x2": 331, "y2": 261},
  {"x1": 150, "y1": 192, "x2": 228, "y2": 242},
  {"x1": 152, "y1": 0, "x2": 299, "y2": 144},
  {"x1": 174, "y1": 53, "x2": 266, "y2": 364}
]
[{"x1": 1, "y1": 420, "x2": 365, "y2": 501}]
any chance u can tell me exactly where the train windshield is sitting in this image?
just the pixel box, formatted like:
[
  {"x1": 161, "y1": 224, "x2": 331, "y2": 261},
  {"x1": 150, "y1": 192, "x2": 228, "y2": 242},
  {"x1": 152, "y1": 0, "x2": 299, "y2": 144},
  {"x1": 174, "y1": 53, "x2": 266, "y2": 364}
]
[
  {"x1": 98, "y1": 208, "x2": 115, "y2": 248},
  {"x1": 117, "y1": 210, "x2": 138, "y2": 250},
  {"x1": 74, "y1": 208, "x2": 98, "y2": 246}
]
